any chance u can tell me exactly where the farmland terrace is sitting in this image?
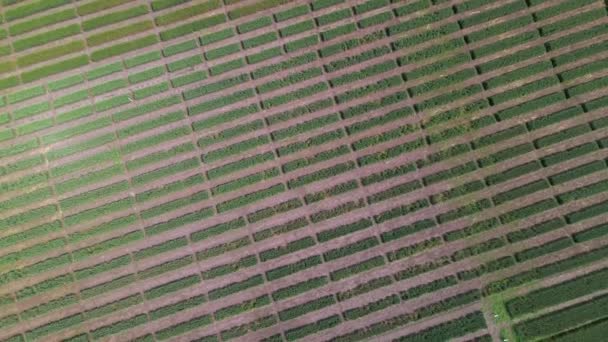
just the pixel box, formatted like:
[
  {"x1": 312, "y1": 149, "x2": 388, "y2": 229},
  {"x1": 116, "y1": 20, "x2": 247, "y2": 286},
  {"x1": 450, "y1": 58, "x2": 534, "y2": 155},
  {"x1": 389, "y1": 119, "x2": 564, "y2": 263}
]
[{"x1": 0, "y1": 0, "x2": 607, "y2": 341}]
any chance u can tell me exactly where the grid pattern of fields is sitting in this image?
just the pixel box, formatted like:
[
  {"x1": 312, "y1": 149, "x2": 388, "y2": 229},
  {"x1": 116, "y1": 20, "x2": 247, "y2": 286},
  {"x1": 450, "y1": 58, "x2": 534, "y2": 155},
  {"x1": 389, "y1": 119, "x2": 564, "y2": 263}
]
[{"x1": 1, "y1": 0, "x2": 608, "y2": 341}]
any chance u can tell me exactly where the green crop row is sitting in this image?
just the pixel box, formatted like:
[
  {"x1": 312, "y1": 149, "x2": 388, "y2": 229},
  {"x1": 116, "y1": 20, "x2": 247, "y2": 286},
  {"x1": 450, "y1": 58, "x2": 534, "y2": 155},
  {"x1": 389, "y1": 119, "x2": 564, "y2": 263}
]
[
  {"x1": 409, "y1": 68, "x2": 476, "y2": 97},
  {"x1": 273, "y1": 276, "x2": 328, "y2": 302},
  {"x1": 204, "y1": 43, "x2": 240, "y2": 61},
  {"x1": 465, "y1": 13, "x2": 530, "y2": 42},
  {"x1": 208, "y1": 274, "x2": 264, "y2": 301},
  {"x1": 565, "y1": 199, "x2": 608, "y2": 224},
  {"x1": 243, "y1": 32, "x2": 278, "y2": 49},
  {"x1": 305, "y1": 179, "x2": 359, "y2": 204},
  {"x1": 126, "y1": 142, "x2": 195, "y2": 171},
  {"x1": 278, "y1": 128, "x2": 345, "y2": 156},
  {"x1": 478, "y1": 142, "x2": 534, "y2": 168},
  {"x1": 246, "y1": 46, "x2": 283, "y2": 64},
  {"x1": 540, "y1": 7, "x2": 604, "y2": 38},
  {"x1": 279, "y1": 295, "x2": 335, "y2": 321},
  {"x1": 283, "y1": 144, "x2": 349, "y2": 173},
  {"x1": 25, "y1": 313, "x2": 84, "y2": 341},
  {"x1": 258, "y1": 67, "x2": 322, "y2": 94},
  {"x1": 132, "y1": 157, "x2": 199, "y2": 187},
  {"x1": 214, "y1": 294, "x2": 270, "y2": 321},
  {"x1": 430, "y1": 180, "x2": 485, "y2": 204},
  {"x1": 340, "y1": 95, "x2": 413, "y2": 125},
  {"x1": 557, "y1": 179, "x2": 608, "y2": 204},
  {"x1": 0, "y1": 204, "x2": 57, "y2": 232},
  {"x1": 391, "y1": 20, "x2": 458, "y2": 52},
  {"x1": 67, "y1": 214, "x2": 134, "y2": 246},
  {"x1": 203, "y1": 134, "x2": 269, "y2": 163},
  {"x1": 388, "y1": 7, "x2": 452, "y2": 36},
  {"x1": 422, "y1": 99, "x2": 490, "y2": 128},
  {"x1": 423, "y1": 161, "x2": 477, "y2": 186},
  {"x1": 548, "y1": 318, "x2": 608, "y2": 342},
  {"x1": 280, "y1": 19, "x2": 315, "y2": 37},
  {"x1": 492, "y1": 179, "x2": 549, "y2": 205},
  {"x1": 361, "y1": 161, "x2": 416, "y2": 186},
  {"x1": 506, "y1": 218, "x2": 566, "y2": 243},
  {"x1": 319, "y1": 29, "x2": 385, "y2": 58},
  {"x1": 21, "y1": 293, "x2": 78, "y2": 321},
  {"x1": 260, "y1": 236, "x2": 316, "y2": 262},
  {"x1": 398, "y1": 37, "x2": 465, "y2": 66},
  {"x1": 324, "y1": 236, "x2": 379, "y2": 262},
  {"x1": 267, "y1": 255, "x2": 322, "y2": 281},
  {"x1": 189, "y1": 216, "x2": 245, "y2": 243},
  {"x1": 452, "y1": 237, "x2": 506, "y2": 261},
  {"x1": 344, "y1": 294, "x2": 400, "y2": 321},
  {"x1": 397, "y1": 310, "x2": 486, "y2": 342},
  {"x1": 354, "y1": 122, "x2": 419, "y2": 150},
  {"x1": 492, "y1": 75, "x2": 559, "y2": 105},
  {"x1": 514, "y1": 292, "x2": 608, "y2": 341},
  {"x1": 310, "y1": 199, "x2": 366, "y2": 223},
  {"x1": 185, "y1": 74, "x2": 249, "y2": 100},
  {"x1": 457, "y1": 256, "x2": 515, "y2": 281},
  {"x1": 507, "y1": 266, "x2": 608, "y2": 318},
  {"x1": 0, "y1": 221, "x2": 60, "y2": 255},
  {"x1": 542, "y1": 142, "x2": 601, "y2": 167},
  {"x1": 401, "y1": 275, "x2": 458, "y2": 301},
  {"x1": 133, "y1": 237, "x2": 188, "y2": 260},
  {"x1": 573, "y1": 223, "x2": 608, "y2": 243},
  {"x1": 336, "y1": 76, "x2": 402, "y2": 104},
  {"x1": 198, "y1": 120, "x2": 264, "y2": 149},
  {"x1": 75, "y1": 255, "x2": 131, "y2": 281},
  {"x1": 274, "y1": 3, "x2": 309, "y2": 21},
  {"x1": 196, "y1": 236, "x2": 251, "y2": 261},
  {"x1": 550, "y1": 19, "x2": 608, "y2": 52},
  {"x1": 171, "y1": 70, "x2": 207, "y2": 88},
  {"x1": 210, "y1": 58, "x2": 246, "y2": 75},
  {"x1": 156, "y1": 0, "x2": 220, "y2": 26},
  {"x1": 285, "y1": 315, "x2": 341, "y2": 341},
  {"x1": 526, "y1": 106, "x2": 583, "y2": 132},
  {"x1": 141, "y1": 204, "x2": 207, "y2": 236},
  {"x1": 145, "y1": 275, "x2": 201, "y2": 301},
  {"x1": 91, "y1": 34, "x2": 158, "y2": 61},
  {"x1": 188, "y1": 88, "x2": 255, "y2": 116},
  {"x1": 337, "y1": 275, "x2": 392, "y2": 302},
  {"x1": 381, "y1": 218, "x2": 435, "y2": 243},
  {"x1": 253, "y1": 217, "x2": 309, "y2": 241},
  {"x1": 358, "y1": 137, "x2": 426, "y2": 166},
  {"x1": 212, "y1": 167, "x2": 277, "y2": 195},
  {"x1": 160, "y1": 12, "x2": 226, "y2": 41},
  {"x1": 244, "y1": 195, "x2": 301, "y2": 223},
  {"x1": 426, "y1": 115, "x2": 494, "y2": 145},
  {"x1": 0, "y1": 186, "x2": 52, "y2": 212},
  {"x1": 387, "y1": 237, "x2": 442, "y2": 262},
  {"x1": 330, "y1": 289, "x2": 482, "y2": 341},
  {"x1": 192, "y1": 103, "x2": 258, "y2": 132},
  {"x1": 81, "y1": 274, "x2": 134, "y2": 300},
  {"x1": 367, "y1": 179, "x2": 421, "y2": 204},
  {"x1": 155, "y1": 313, "x2": 212, "y2": 340},
  {"x1": 515, "y1": 237, "x2": 574, "y2": 262},
  {"x1": 499, "y1": 198, "x2": 558, "y2": 224},
  {"x1": 329, "y1": 256, "x2": 386, "y2": 281},
  {"x1": 484, "y1": 244, "x2": 608, "y2": 295},
  {"x1": 221, "y1": 315, "x2": 277, "y2": 341},
  {"x1": 119, "y1": 111, "x2": 185, "y2": 140},
  {"x1": 138, "y1": 255, "x2": 193, "y2": 280},
  {"x1": 267, "y1": 97, "x2": 333, "y2": 126},
  {"x1": 373, "y1": 198, "x2": 429, "y2": 225},
  {"x1": 73, "y1": 230, "x2": 143, "y2": 261}
]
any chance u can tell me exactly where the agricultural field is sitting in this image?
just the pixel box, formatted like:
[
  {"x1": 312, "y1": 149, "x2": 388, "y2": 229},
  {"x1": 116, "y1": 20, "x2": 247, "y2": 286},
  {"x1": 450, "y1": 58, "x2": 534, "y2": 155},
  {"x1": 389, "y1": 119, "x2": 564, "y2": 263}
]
[{"x1": 0, "y1": 0, "x2": 608, "y2": 341}]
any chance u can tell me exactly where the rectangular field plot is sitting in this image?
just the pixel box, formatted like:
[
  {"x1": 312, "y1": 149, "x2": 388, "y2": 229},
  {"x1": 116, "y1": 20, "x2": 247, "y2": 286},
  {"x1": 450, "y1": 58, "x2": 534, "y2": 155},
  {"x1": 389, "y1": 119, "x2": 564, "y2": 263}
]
[{"x1": 1, "y1": 0, "x2": 607, "y2": 341}]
